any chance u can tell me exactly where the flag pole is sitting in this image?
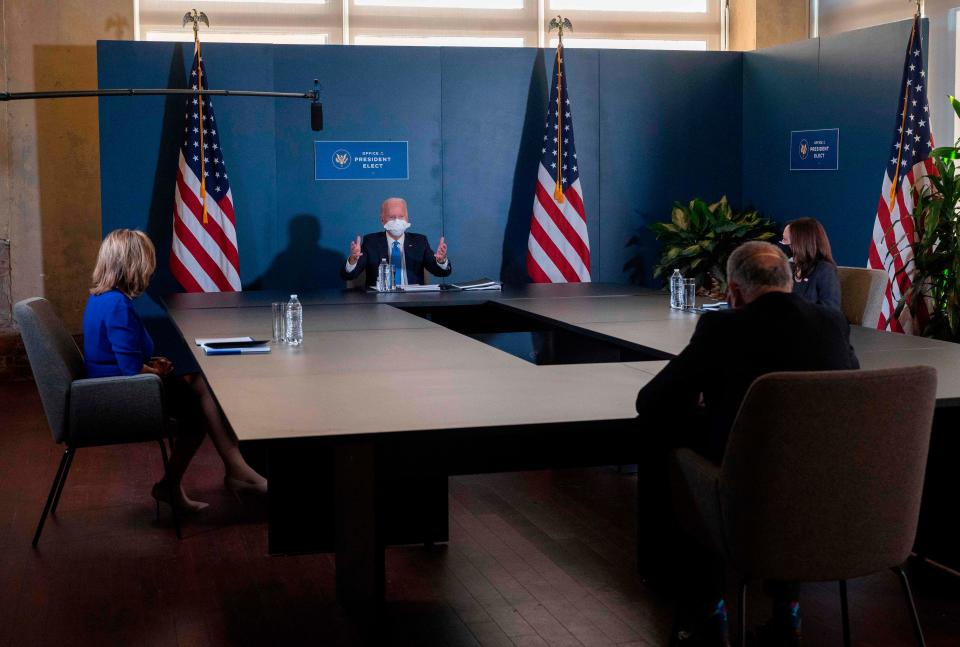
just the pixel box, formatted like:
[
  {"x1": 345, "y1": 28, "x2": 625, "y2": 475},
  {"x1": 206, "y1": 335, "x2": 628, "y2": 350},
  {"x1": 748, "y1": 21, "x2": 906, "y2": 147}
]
[
  {"x1": 554, "y1": 42, "x2": 564, "y2": 202},
  {"x1": 186, "y1": 9, "x2": 209, "y2": 225},
  {"x1": 888, "y1": 14, "x2": 918, "y2": 211},
  {"x1": 549, "y1": 16, "x2": 571, "y2": 203}
]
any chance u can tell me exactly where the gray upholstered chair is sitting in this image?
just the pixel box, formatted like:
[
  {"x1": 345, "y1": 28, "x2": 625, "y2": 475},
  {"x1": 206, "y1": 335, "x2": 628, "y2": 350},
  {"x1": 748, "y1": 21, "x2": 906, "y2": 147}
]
[
  {"x1": 837, "y1": 266, "x2": 887, "y2": 327},
  {"x1": 13, "y1": 297, "x2": 181, "y2": 545},
  {"x1": 671, "y1": 367, "x2": 936, "y2": 647}
]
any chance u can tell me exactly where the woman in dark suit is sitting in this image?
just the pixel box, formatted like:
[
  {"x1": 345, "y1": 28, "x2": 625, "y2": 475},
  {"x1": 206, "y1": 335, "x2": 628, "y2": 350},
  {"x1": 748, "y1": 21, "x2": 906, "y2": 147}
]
[
  {"x1": 83, "y1": 229, "x2": 266, "y2": 513},
  {"x1": 782, "y1": 217, "x2": 841, "y2": 312}
]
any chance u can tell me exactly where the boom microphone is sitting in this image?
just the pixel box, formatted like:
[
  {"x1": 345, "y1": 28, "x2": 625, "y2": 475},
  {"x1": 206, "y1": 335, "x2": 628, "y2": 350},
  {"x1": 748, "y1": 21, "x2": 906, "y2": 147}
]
[{"x1": 311, "y1": 79, "x2": 323, "y2": 131}]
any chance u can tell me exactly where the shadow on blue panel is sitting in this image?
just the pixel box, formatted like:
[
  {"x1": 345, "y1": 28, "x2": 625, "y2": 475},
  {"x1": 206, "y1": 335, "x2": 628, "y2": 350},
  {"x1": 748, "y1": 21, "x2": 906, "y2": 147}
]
[
  {"x1": 500, "y1": 50, "x2": 547, "y2": 285},
  {"x1": 623, "y1": 207, "x2": 657, "y2": 287},
  {"x1": 129, "y1": 44, "x2": 203, "y2": 375},
  {"x1": 247, "y1": 214, "x2": 347, "y2": 292},
  {"x1": 143, "y1": 44, "x2": 188, "y2": 298}
]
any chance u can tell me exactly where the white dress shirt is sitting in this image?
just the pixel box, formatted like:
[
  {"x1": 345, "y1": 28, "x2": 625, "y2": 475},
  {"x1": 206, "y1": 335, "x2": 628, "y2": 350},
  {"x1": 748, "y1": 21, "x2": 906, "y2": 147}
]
[{"x1": 344, "y1": 233, "x2": 449, "y2": 285}]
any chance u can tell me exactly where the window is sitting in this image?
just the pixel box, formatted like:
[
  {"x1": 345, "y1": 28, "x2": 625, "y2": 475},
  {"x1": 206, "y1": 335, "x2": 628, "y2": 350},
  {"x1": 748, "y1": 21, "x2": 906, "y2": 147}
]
[
  {"x1": 550, "y1": 0, "x2": 707, "y2": 12},
  {"x1": 355, "y1": 0, "x2": 523, "y2": 8},
  {"x1": 144, "y1": 30, "x2": 330, "y2": 44},
  {"x1": 554, "y1": 37, "x2": 707, "y2": 51},
  {"x1": 137, "y1": 0, "x2": 344, "y2": 43},
  {"x1": 354, "y1": 35, "x2": 525, "y2": 47},
  {"x1": 136, "y1": 0, "x2": 721, "y2": 50}
]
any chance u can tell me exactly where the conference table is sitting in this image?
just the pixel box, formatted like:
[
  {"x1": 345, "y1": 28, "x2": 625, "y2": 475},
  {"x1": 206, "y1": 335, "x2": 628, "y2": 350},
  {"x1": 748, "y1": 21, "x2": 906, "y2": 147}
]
[{"x1": 164, "y1": 283, "x2": 960, "y2": 605}]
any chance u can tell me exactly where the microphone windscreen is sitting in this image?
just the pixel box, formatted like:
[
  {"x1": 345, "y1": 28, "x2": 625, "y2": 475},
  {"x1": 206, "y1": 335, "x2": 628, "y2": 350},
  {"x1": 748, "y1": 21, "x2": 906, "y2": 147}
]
[{"x1": 311, "y1": 101, "x2": 323, "y2": 131}]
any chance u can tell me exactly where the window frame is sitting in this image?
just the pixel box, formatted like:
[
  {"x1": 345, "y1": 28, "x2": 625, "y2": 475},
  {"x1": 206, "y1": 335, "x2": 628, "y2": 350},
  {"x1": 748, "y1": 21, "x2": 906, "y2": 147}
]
[{"x1": 135, "y1": 0, "x2": 723, "y2": 51}]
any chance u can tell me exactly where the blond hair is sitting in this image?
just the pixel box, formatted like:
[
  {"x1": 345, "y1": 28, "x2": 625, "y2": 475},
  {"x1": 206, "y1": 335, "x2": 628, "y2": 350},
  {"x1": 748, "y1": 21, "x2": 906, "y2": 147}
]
[{"x1": 90, "y1": 229, "x2": 156, "y2": 297}]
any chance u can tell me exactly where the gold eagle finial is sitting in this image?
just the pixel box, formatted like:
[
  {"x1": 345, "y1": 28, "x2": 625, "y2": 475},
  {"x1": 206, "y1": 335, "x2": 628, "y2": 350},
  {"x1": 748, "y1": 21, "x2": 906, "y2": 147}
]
[
  {"x1": 182, "y1": 9, "x2": 210, "y2": 36},
  {"x1": 548, "y1": 16, "x2": 572, "y2": 43}
]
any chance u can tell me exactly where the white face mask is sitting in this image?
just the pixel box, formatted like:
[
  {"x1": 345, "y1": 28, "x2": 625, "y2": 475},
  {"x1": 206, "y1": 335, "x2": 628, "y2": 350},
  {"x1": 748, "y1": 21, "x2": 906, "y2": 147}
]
[{"x1": 383, "y1": 218, "x2": 411, "y2": 237}]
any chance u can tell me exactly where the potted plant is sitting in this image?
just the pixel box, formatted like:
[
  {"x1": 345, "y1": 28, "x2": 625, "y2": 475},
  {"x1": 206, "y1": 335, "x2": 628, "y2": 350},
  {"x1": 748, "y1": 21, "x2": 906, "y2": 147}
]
[
  {"x1": 895, "y1": 97, "x2": 960, "y2": 341},
  {"x1": 640, "y1": 196, "x2": 777, "y2": 296}
]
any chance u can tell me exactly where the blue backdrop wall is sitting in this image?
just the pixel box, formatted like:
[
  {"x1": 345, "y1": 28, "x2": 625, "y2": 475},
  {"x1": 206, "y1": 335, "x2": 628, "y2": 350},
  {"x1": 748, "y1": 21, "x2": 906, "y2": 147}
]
[
  {"x1": 97, "y1": 19, "x2": 913, "y2": 292},
  {"x1": 742, "y1": 19, "x2": 920, "y2": 267},
  {"x1": 97, "y1": 41, "x2": 742, "y2": 291}
]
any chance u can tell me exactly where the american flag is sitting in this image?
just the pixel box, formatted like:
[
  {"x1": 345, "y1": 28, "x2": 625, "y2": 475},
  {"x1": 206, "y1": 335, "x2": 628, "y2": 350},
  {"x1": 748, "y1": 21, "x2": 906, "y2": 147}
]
[
  {"x1": 170, "y1": 45, "x2": 242, "y2": 293},
  {"x1": 526, "y1": 44, "x2": 591, "y2": 283},
  {"x1": 868, "y1": 15, "x2": 934, "y2": 333}
]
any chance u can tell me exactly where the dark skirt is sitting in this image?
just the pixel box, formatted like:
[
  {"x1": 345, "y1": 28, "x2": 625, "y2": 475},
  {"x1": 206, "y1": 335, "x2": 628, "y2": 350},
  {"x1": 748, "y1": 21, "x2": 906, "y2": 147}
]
[{"x1": 161, "y1": 374, "x2": 205, "y2": 437}]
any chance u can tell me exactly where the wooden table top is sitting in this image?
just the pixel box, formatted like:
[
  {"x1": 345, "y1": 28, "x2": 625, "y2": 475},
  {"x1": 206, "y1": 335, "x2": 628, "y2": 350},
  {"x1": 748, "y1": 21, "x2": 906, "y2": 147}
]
[{"x1": 166, "y1": 286, "x2": 960, "y2": 441}]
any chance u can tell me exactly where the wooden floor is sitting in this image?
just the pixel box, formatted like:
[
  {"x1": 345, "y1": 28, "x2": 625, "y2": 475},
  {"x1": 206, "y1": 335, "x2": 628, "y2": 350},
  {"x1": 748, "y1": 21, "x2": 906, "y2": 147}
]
[{"x1": 1, "y1": 381, "x2": 959, "y2": 646}]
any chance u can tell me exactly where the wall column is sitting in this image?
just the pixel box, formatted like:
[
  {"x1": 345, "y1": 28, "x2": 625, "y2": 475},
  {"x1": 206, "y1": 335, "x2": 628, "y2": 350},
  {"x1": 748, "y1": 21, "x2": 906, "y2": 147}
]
[
  {"x1": 729, "y1": 0, "x2": 810, "y2": 51},
  {"x1": 0, "y1": 0, "x2": 133, "y2": 380}
]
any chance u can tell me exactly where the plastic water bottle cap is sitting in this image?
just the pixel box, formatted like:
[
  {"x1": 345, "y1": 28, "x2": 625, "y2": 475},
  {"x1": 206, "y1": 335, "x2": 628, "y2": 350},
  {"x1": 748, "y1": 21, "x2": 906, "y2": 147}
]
[{"x1": 291, "y1": 294, "x2": 298, "y2": 298}]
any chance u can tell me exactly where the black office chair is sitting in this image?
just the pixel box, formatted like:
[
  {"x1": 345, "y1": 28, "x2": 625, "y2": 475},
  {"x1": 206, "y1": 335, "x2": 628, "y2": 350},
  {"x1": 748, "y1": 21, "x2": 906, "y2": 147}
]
[{"x1": 14, "y1": 297, "x2": 181, "y2": 545}]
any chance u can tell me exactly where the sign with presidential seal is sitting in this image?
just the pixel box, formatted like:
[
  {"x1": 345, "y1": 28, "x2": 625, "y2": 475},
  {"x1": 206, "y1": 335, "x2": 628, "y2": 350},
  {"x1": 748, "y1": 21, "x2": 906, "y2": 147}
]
[
  {"x1": 790, "y1": 129, "x2": 839, "y2": 171},
  {"x1": 314, "y1": 141, "x2": 409, "y2": 180}
]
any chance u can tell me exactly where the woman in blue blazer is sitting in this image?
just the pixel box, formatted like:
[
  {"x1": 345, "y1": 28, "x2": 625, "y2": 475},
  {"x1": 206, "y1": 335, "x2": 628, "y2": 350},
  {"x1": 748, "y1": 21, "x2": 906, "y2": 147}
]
[
  {"x1": 782, "y1": 218, "x2": 842, "y2": 312},
  {"x1": 83, "y1": 230, "x2": 266, "y2": 513}
]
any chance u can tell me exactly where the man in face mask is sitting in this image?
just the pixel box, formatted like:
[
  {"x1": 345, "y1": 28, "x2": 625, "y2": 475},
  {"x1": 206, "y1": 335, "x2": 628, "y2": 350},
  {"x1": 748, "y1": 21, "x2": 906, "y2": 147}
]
[{"x1": 340, "y1": 197, "x2": 451, "y2": 288}]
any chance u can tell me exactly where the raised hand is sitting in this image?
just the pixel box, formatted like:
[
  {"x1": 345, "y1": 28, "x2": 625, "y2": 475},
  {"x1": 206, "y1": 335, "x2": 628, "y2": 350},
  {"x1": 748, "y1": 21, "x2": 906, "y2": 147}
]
[
  {"x1": 348, "y1": 235, "x2": 363, "y2": 264},
  {"x1": 435, "y1": 236, "x2": 448, "y2": 264}
]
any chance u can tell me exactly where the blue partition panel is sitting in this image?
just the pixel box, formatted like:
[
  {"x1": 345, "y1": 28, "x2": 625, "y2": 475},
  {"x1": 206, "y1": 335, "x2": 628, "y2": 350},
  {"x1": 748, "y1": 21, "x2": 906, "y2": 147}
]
[
  {"x1": 98, "y1": 41, "x2": 744, "y2": 289},
  {"x1": 269, "y1": 45, "x2": 441, "y2": 291},
  {"x1": 742, "y1": 19, "x2": 918, "y2": 266},
  {"x1": 599, "y1": 50, "x2": 743, "y2": 285}
]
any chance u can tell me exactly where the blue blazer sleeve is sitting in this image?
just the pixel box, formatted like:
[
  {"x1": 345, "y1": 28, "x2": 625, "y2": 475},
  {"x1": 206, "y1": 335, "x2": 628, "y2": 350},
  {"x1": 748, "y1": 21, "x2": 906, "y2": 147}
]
[
  {"x1": 105, "y1": 299, "x2": 149, "y2": 376},
  {"x1": 815, "y1": 262, "x2": 842, "y2": 312}
]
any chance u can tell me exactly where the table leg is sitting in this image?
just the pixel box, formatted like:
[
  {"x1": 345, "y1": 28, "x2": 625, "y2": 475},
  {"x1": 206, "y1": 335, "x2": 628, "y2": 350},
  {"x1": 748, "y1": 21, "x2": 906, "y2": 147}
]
[{"x1": 335, "y1": 440, "x2": 384, "y2": 606}]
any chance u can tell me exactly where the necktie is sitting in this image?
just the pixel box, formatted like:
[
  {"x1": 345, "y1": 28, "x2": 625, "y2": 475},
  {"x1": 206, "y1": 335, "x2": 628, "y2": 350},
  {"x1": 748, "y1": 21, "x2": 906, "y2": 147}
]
[{"x1": 392, "y1": 240, "x2": 403, "y2": 286}]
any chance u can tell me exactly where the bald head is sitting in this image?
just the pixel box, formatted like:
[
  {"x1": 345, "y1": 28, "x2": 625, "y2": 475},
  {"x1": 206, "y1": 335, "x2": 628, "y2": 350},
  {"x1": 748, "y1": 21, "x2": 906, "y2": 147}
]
[
  {"x1": 725, "y1": 241, "x2": 793, "y2": 307},
  {"x1": 379, "y1": 198, "x2": 409, "y2": 225}
]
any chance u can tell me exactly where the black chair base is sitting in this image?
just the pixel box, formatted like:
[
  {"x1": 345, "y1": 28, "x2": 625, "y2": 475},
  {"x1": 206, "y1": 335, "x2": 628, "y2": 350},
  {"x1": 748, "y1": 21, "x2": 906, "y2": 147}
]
[
  {"x1": 32, "y1": 446, "x2": 74, "y2": 547},
  {"x1": 32, "y1": 440, "x2": 182, "y2": 547},
  {"x1": 736, "y1": 569, "x2": 926, "y2": 647},
  {"x1": 893, "y1": 566, "x2": 927, "y2": 647}
]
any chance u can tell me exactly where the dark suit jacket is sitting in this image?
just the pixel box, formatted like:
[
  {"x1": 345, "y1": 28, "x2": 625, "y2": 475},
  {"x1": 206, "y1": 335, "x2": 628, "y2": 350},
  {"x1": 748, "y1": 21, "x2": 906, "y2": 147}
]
[
  {"x1": 635, "y1": 291, "x2": 859, "y2": 462},
  {"x1": 792, "y1": 258, "x2": 842, "y2": 312},
  {"x1": 340, "y1": 232, "x2": 452, "y2": 288}
]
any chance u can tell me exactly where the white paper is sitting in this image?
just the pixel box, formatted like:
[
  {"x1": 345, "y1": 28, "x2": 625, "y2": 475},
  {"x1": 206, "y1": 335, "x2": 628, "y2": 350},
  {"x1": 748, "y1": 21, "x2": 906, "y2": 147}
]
[
  {"x1": 401, "y1": 284, "x2": 442, "y2": 292},
  {"x1": 195, "y1": 336, "x2": 254, "y2": 346},
  {"x1": 201, "y1": 344, "x2": 271, "y2": 355}
]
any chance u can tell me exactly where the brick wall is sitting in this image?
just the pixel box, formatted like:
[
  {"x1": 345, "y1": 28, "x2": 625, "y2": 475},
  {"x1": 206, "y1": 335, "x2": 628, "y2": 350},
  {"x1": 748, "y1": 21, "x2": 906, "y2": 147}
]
[
  {"x1": 0, "y1": 238, "x2": 31, "y2": 381},
  {"x1": 0, "y1": 332, "x2": 30, "y2": 382}
]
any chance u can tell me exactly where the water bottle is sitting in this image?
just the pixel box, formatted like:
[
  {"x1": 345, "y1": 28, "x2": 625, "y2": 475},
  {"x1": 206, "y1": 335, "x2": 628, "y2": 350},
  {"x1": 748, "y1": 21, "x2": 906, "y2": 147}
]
[
  {"x1": 670, "y1": 269, "x2": 684, "y2": 310},
  {"x1": 376, "y1": 258, "x2": 388, "y2": 291},
  {"x1": 285, "y1": 294, "x2": 303, "y2": 346},
  {"x1": 386, "y1": 260, "x2": 396, "y2": 291}
]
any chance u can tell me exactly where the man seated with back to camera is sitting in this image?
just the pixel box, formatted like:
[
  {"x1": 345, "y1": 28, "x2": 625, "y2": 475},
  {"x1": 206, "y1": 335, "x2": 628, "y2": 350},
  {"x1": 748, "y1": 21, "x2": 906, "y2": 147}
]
[
  {"x1": 635, "y1": 241, "x2": 860, "y2": 646},
  {"x1": 340, "y1": 197, "x2": 452, "y2": 288}
]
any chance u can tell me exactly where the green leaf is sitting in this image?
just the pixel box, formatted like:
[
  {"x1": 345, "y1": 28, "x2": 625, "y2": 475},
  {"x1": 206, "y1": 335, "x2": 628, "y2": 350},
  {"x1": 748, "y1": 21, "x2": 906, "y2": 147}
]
[
  {"x1": 643, "y1": 195, "x2": 777, "y2": 296},
  {"x1": 931, "y1": 147, "x2": 959, "y2": 160},
  {"x1": 951, "y1": 95, "x2": 960, "y2": 122},
  {"x1": 708, "y1": 195, "x2": 728, "y2": 214},
  {"x1": 671, "y1": 206, "x2": 689, "y2": 230}
]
